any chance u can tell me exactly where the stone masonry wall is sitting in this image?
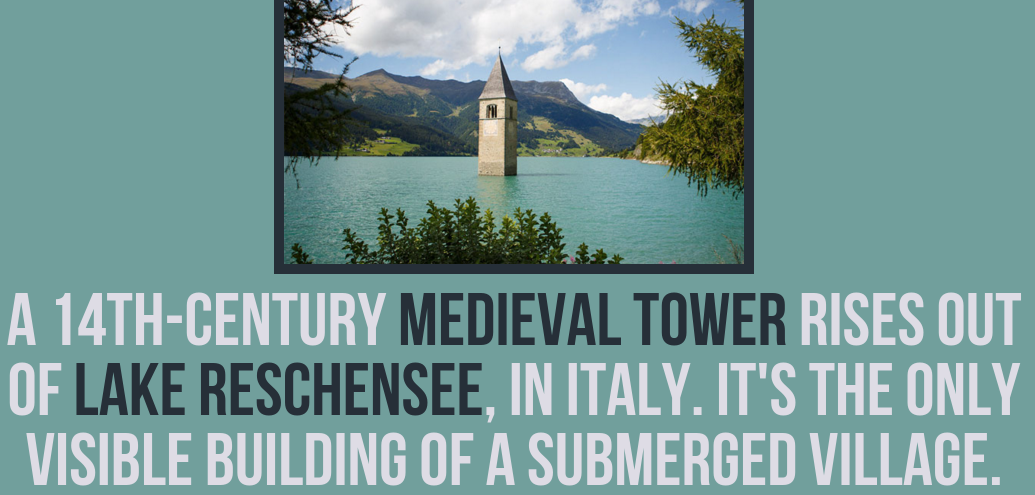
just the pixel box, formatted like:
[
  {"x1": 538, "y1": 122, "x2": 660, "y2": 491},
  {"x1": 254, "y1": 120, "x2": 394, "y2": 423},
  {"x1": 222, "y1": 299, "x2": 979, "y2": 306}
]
[{"x1": 478, "y1": 98, "x2": 517, "y2": 176}]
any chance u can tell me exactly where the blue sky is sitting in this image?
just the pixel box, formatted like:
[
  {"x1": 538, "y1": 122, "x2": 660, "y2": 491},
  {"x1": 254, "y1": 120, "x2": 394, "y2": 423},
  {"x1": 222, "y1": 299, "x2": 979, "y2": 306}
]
[{"x1": 308, "y1": 0, "x2": 743, "y2": 121}]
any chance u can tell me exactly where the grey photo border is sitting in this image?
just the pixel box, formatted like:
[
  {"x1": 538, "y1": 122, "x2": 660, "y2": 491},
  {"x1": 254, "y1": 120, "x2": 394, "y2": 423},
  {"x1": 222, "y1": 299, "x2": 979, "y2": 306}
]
[{"x1": 274, "y1": 0, "x2": 754, "y2": 275}]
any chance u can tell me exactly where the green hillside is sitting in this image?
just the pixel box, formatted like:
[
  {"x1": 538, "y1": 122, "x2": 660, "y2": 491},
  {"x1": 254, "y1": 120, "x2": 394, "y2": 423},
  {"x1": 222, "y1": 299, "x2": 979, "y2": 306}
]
[
  {"x1": 340, "y1": 129, "x2": 420, "y2": 156},
  {"x1": 284, "y1": 68, "x2": 644, "y2": 157}
]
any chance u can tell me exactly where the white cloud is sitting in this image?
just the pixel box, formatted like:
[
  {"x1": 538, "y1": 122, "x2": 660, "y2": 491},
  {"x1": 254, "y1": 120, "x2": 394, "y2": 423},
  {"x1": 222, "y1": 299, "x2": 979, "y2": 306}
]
[
  {"x1": 560, "y1": 78, "x2": 608, "y2": 100},
  {"x1": 420, "y1": 59, "x2": 459, "y2": 77},
  {"x1": 332, "y1": 0, "x2": 661, "y2": 74},
  {"x1": 521, "y1": 44, "x2": 567, "y2": 71},
  {"x1": 572, "y1": 0, "x2": 661, "y2": 39},
  {"x1": 570, "y1": 44, "x2": 597, "y2": 61},
  {"x1": 676, "y1": 0, "x2": 713, "y2": 16},
  {"x1": 587, "y1": 92, "x2": 663, "y2": 121},
  {"x1": 521, "y1": 43, "x2": 597, "y2": 71}
]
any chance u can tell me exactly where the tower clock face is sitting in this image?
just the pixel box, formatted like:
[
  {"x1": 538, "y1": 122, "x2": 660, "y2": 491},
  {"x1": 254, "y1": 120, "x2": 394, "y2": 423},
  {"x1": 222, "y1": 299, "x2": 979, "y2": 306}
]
[{"x1": 484, "y1": 120, "x2": 498, "y2": 136}]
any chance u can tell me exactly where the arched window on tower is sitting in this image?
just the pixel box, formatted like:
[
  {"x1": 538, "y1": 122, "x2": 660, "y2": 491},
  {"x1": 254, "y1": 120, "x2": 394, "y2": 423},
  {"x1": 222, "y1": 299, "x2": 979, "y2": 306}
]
[
  {"x1": 486, "y1": 104, "x2": 497, "y2": 119},
  {"x1": 508, "y1": 106, "x2": 513, "y2": 119}
]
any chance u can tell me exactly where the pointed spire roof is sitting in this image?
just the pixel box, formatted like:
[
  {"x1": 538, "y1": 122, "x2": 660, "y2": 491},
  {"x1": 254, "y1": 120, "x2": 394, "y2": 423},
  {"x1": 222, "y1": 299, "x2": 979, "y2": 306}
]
[{"x1": 479, "y1": 53, "x2": 518, "y2": 101}]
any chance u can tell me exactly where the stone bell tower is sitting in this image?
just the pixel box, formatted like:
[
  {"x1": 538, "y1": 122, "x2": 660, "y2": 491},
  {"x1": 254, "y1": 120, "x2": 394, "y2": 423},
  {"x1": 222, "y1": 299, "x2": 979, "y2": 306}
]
[{"x1": 478, "y1": 53, "x2": 518, "y2": 176}]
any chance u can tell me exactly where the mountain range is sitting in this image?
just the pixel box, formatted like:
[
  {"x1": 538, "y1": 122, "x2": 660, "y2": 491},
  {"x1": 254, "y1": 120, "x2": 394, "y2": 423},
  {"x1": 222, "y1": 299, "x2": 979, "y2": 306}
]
[
  {"x1": 284, "y1": 68, "x2": 646, "y2": 157},
  {"x1": 626, "y1": 114, "x2": 669, "y2": 126}
]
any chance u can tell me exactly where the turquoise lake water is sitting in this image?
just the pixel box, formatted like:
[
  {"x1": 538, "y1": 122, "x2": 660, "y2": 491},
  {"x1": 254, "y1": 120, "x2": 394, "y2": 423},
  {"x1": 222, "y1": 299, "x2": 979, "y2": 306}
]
[{"x1": 283, "y1": 157, "x2": 744, "y2": 264}]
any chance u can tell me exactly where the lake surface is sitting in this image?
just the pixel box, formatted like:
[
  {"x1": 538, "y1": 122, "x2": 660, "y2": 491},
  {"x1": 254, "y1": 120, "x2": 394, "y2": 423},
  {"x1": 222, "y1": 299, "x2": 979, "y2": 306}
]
[{"x1": 284, "y1": 157, "x2": 744, "y2": 264}]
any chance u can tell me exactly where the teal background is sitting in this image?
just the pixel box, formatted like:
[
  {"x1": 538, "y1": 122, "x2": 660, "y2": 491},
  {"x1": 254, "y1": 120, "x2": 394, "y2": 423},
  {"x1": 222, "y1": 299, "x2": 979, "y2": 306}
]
[{"x1": 0, "y1": 0, "x2": 1031, "y2": 492}]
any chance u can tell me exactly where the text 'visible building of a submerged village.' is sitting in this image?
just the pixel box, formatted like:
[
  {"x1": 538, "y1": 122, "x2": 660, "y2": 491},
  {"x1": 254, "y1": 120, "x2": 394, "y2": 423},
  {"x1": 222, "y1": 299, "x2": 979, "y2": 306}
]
[{"x1": 478, "y1": 54, "x2": 518, "y2": 176}]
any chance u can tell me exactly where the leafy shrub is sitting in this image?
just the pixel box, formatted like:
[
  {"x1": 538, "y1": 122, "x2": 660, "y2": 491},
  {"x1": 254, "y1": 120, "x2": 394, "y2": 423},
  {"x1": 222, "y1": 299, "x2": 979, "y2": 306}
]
[
  {"x1": 290, "y1": 243, "x2": 314, "y2": 264},
  {"x1": 341, "y1": 197, "x2": 622, "y2": 264}
]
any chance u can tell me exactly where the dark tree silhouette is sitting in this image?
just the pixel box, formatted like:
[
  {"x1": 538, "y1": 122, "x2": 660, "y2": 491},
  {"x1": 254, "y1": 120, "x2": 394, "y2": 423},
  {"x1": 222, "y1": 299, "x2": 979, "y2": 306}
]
[{"x1": 283, "y1": 0, "x2": 358, "y2": 177}]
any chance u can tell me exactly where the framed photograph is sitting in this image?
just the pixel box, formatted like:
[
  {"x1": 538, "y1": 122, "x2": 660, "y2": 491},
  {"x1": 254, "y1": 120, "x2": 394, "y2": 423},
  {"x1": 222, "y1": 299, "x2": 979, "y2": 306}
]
[{"x1": 276, "y1": 0, "x2": 753, "y2": 273}]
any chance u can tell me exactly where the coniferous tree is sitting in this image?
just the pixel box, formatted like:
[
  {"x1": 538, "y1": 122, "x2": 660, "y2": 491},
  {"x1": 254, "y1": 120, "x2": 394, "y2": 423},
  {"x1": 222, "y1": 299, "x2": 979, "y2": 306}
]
[{"x1": 640, "y1": 0, "x2": 745, "y2": 197}]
